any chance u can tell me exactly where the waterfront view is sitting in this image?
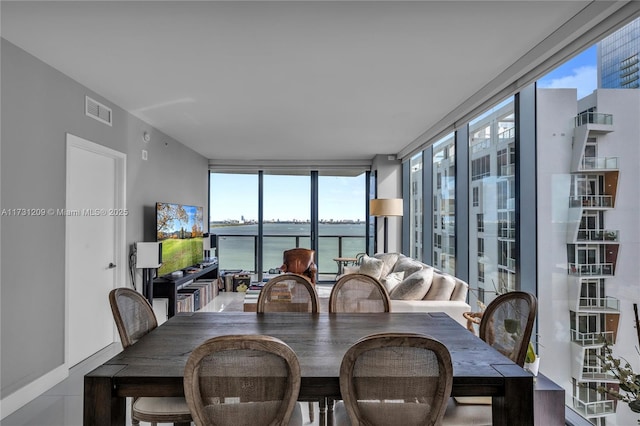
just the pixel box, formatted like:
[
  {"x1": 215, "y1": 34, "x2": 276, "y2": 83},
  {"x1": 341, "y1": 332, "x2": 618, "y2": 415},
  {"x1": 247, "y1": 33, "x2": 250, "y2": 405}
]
[{"x1": 210, "y1": 222, "x2": 369, "y2": 274}]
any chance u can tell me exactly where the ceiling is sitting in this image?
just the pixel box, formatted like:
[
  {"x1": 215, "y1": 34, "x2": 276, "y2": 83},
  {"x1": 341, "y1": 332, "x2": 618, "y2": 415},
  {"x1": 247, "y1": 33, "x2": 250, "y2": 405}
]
[{"x1": 1, "y1": 1, "x2": 636, "y2": 164}]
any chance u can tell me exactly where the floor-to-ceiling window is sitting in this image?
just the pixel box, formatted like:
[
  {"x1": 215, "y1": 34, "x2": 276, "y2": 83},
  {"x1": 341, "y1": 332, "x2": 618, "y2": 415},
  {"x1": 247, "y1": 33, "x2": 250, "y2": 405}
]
[
  {"x1": 262, "y1": 173, "x2": 311, "y2": 272},
  {"x1": 468, "y1": 98, "x2": 516, "y2": 304},
  {"x1": 432, "y1": 133, "x2": 456, "y2": 275},
  {"x1": 409, "y1": 153, "x2": 423, "y2": 260},
  {"x1": 318, "y1": 173, "x2": 367, "y2": 276},
  {"x1": 209, "y1": 173, "x2": 258, "y2": 272},
  {"x1": 210, "y1": 170, "x2": 369, "y2": 279}
]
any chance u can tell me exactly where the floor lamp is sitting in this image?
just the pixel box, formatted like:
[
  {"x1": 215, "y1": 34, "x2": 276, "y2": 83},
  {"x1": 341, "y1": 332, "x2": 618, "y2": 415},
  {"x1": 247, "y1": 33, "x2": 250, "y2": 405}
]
[
  {"x1": 370, "y1": 198, "x2": 403, "y2": 253},
  {"x1": 136, "y1": 242, "x2": 162, "y2": 304}
]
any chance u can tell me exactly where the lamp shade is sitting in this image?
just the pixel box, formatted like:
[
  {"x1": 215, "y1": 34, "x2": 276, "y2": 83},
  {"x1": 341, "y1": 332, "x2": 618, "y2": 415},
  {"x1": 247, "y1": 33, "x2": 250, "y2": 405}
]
[
  {"x1": 370, "y1": 198, "x2": 403, "y2": 217},
  {"x1": 136, "y1": 242, "x2": 162, "y2": 268}
]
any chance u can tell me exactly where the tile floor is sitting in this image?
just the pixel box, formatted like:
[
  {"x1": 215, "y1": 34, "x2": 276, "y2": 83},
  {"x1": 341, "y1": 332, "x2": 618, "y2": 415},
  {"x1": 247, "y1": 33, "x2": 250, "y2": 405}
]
[{"x1": 1, "y1": 290, "x2": 327, "y2": 426}]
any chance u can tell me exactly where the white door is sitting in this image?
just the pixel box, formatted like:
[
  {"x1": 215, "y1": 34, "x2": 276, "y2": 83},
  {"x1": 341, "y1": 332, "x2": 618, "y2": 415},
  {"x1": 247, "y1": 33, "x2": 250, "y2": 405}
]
[{"x1": 66, "y1": 133, "x2": 126, "y2": 367}]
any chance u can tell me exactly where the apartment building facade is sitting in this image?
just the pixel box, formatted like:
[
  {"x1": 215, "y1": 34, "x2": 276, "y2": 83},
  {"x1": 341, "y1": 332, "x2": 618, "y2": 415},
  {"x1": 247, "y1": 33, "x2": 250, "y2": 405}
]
[{"x1": 537, "y1": 88, "x2": 640, "y2": 426}]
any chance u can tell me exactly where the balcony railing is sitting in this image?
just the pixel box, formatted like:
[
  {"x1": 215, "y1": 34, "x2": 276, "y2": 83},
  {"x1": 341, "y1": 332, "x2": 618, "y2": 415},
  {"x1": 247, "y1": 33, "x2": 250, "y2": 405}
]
[
  {"x1": 471, "y1": 138, "x2": 492, "y2": 153},
  {"x1": 498, "y1": 127, "x2": 515, "y2": 141},
  {"x1": 500, "y1": 164, "x2": 515, "y2": 176},
  {"x1": 568, "y1": 195, "x2": 613, "y2": 208},
  {"x1": 570, "y1": 330, "x2": 615, "y2": 346},
  {"x1": 499, "y1": 228, "x2": 516, "y2": 239},
  {"x1": 574, "y1": 112, "x2": 613, "y2": 127},
  {"x1": 580, "y1": 366, "x2": 616, "y2": 381},
  {"x1": 581, "y1": 156, "x2": 618, "y2": 170},
  {"x1": 578, "y1": 296, "x2": 620, "y2": 312},
  {"x1": 568, "y1": 262, "x2": 614, "y2": 276},
  {"x1": 572, "y1": 397, "x2": 615, "y2": 417},
  {"x1": 576, "y1": 229, "x2": 619, "y2": 242},
  {"x1": 213, "y1": 233, "x2": 366, "y2": 275}
]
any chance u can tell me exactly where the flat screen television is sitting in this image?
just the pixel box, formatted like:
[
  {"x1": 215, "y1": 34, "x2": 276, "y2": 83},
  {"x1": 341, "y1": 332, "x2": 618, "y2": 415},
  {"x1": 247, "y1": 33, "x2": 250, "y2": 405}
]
[{"x1": 156, "y1": 202, "x2": 204, "y2": 276}]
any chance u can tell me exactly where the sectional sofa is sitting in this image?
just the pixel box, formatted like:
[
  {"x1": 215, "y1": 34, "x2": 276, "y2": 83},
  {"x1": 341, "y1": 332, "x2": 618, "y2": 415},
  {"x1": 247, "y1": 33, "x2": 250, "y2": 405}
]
[{"x1": 342, "y1": 253, "x2": 471, "y2": 326}]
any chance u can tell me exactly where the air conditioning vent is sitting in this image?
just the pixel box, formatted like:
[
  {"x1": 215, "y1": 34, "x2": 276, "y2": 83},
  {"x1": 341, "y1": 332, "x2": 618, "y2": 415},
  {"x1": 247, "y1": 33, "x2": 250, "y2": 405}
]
[{"x1": 85, "y1": 96, "x2": 112, "y2": 126}]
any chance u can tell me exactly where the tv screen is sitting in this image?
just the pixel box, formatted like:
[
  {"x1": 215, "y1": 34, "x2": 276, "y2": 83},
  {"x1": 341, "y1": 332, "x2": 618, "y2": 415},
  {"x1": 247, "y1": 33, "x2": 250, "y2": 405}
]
[{"x1": 156, "y1": 202, "x2": 204, "y2": 276}]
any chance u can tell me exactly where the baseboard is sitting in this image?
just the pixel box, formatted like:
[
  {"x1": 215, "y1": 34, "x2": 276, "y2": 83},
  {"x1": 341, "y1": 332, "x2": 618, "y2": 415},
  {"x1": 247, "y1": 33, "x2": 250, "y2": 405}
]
[{"x1": 0, "y1": 364, "x2": 68, "y2": 420}]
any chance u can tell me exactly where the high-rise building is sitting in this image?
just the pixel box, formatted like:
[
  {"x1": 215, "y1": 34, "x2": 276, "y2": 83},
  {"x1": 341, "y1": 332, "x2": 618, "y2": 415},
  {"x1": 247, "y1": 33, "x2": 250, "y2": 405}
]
[
  {"x1": 598, "y1": 17, "x2": 640, "y2": 89},
  {"x1": 537, "y1": 88, "x2": 640, "y2": 426},
  {"x1": 432, "y1": 134, "x2": 456, "y2": 276},
  {"x1": 467, "y1": 101, "x2": 517, "y2": 304}
]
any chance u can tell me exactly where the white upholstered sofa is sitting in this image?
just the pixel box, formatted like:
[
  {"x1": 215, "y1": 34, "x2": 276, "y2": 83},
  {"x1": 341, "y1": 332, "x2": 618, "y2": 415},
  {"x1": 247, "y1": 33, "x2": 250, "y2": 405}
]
[{"x1": 342, "y1": 253, "x2": 471, "y2": 326}]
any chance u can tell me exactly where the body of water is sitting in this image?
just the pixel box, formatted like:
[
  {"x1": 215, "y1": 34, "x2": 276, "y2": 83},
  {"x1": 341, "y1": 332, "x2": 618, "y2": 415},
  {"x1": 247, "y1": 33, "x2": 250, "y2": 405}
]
[{"x1": 210, "y1": 222, "x2": 370, "y2": 274}]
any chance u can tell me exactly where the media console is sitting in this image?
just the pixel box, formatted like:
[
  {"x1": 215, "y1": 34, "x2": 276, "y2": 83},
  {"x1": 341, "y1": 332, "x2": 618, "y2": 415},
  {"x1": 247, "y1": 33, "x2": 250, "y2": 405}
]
[{"x1": 152, "y1": 262, "x2": 219, "y2": 318}]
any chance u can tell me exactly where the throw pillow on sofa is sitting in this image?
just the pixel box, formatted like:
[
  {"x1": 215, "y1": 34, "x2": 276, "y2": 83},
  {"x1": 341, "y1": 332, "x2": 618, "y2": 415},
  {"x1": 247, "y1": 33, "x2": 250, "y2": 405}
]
[
  {"x1": 380, "y1": 271, "x2": 404, "y2": 294},
  {"x1": 391, "y1": 256, "x2": 425, "y2": 278},
  {"x1": 373, "y1": 252, "x2": 400, "y2": 278},
  {"x1": 389, "y1": 267, "x2": 434, "y2": 300},
  {"x1": 342, "y1": 265, "x2": 361, "y2": 275},
  {"x1": 424, "y1": 272, "x2": 456, "y2": 300},
  {"x1": 359, "y1": 255, "x2": 384, "y2": 280}
]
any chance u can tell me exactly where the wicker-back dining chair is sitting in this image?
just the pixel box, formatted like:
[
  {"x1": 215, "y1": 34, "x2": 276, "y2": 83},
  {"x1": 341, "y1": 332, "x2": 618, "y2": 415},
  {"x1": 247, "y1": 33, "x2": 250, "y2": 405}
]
[
  {"x1": 256, "y1": 273, "x2": 320, "y2": 423},
  {"x1": 329, "y1": 273, "x2": 391, "y2": 313},
  {"x1": 109, "y1": 288, "x2": 192, "y2": 426},
  {"x1": 479, "y1": 291, "x2": 537, "y2": 367},
  {"x1": 183, "y1": 335, "x2": 302, "y2": 426},
  {"x1": 257, "y1": 273, "x2": 319, "y2": 313},
  {"x1": 336, "y1": 332, "x2": 453, "y2": 426},
  {"x1": 444, "y1": 291, "x2": 538, "y2": 424}
]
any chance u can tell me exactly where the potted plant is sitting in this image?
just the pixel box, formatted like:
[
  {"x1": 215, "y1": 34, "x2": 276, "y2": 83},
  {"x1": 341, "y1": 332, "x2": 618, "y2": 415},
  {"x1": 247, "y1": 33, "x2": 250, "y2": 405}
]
[{"x1": 524, "y1": 341, "x2": 540, "y2": 376}]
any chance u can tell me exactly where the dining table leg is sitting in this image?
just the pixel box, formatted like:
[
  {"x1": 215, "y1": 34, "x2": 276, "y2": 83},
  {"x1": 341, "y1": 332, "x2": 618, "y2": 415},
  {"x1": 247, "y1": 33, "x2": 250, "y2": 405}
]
[
  {"x1": 491, "y1": 365, "x2": 534, "y2": 426},
  {"x1": 84, "y1": 366, "x2": 126, "y2": 426}
]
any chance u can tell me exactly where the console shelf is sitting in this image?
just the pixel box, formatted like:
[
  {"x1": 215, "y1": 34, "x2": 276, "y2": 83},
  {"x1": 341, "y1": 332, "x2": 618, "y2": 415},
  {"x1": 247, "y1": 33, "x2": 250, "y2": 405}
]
[{"x1": 152, "y1": 262, "x2": 218, "y2": 318}]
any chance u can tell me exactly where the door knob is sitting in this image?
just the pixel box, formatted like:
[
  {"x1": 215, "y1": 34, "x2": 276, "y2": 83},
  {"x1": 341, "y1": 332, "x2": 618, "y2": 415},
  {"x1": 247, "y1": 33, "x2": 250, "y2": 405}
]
[{"x1": 108, "y1": 262, "x2": 117, "y2": 269}]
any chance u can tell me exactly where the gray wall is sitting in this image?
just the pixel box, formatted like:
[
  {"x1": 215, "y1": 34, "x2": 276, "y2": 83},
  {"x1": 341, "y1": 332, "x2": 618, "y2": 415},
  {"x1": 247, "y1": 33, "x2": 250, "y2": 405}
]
[{"x1": 1, "y1": 38, "x2": 208, "y2": 397}]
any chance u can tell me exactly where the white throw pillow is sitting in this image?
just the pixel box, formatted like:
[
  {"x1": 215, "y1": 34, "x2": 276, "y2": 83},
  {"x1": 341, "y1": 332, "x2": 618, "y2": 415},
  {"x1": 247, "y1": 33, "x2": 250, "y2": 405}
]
[
  {"x1": 389, "y1": 268, "x2": 434, "y2": 300},
  {"x1": 423, "y1": 272, "x2": 456, "y2": 300},
  {"x1": 391, "y1": 256, "x2": 424, "y2": 277},
  {"x1": 359, "y1": 255, "x2": 384, "y2": 280},
  {"x1": 380, "y1": 271, "x2": 404, "y2": 294},
  {"x1": 373, "y1": 252, "x2": 400, "y2": 278},
  {"x1": 342, "y1": 265, "x2": 360, "y2": 275}
]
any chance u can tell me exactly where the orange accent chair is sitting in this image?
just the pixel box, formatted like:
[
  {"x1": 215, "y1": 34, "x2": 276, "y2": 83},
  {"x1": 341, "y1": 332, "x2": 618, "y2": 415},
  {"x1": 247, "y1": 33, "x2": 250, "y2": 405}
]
[{"x1": 280, "y1": 248, "x2": 317, "y2": 285}]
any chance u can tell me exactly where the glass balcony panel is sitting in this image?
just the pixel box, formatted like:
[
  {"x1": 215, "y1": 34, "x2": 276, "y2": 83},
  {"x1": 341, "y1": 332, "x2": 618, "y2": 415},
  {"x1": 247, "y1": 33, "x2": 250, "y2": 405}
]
[
  {"x1": 572, "y1": 397, "x2": 616, "y2": 417},
  {"x1": 570, "y1": 330, "x2": 615, "y2": 345},
  {"x1": 568, "y1": 195, "x2": 614, "y2": 208},
  {"x1": 581, "y1": 157, "x2": 618, "y2": 170},
  {"x1": 576, "y1": 230, "x2": 619, "y2": 242},
  {"x1": 217, "y1": 235, "x2": 257, "y2": 272},
  {"x1": 574, "y1": 112, "x2": 613, "y2": 127},
  {"x1": 578, "y1": 296, "x2": 620, "y2": 312},
  {"x1": 568, "y1": 262, "x2": 614, "y2": 276}
]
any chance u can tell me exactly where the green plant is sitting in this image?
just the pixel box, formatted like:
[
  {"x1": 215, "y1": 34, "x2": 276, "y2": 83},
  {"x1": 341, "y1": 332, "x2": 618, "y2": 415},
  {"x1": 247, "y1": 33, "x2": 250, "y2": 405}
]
[{"x1": 525, "y1": 341, "x2": 537, "y2": 364}]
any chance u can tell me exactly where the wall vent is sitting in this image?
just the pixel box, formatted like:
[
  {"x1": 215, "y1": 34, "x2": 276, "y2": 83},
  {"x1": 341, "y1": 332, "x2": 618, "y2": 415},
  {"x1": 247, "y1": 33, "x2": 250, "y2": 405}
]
[{"x1": 85, "y1": 96, "x2": 113, "y2": 126}]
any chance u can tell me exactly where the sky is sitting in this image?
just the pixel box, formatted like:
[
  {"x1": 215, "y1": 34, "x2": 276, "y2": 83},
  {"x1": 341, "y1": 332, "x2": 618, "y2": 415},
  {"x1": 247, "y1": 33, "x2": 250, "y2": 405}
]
[
  {"x1": 536, "y1": 45, "x2": 597, "y2": 98},
  {"x1": 210, "y1": 173, "x2": 366, "y2": 222},
  {"x1": 210, "y1": 46, "x2": 598, "y2": 223}
]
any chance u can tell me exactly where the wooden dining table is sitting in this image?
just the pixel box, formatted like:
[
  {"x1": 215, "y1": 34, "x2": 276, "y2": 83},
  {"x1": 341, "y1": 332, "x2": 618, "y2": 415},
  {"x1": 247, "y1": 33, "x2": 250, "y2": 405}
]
[{"x1": 84, "y1": 312, "x2": 533, "y2": 426}]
